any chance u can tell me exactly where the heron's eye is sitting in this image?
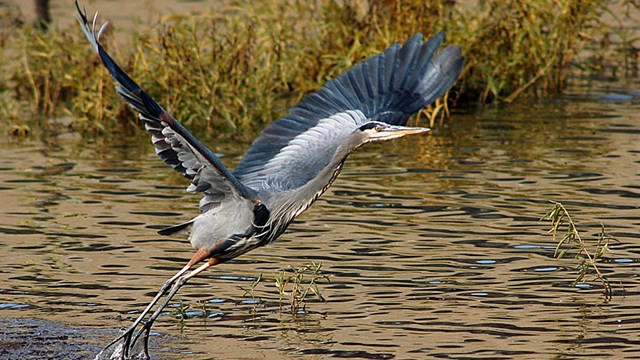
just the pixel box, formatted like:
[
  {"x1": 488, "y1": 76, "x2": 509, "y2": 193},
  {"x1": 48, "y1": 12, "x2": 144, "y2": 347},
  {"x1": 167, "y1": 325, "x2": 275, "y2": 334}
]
[{"x1": 374, "y1": 125, "x2": 382, "y2": 132}]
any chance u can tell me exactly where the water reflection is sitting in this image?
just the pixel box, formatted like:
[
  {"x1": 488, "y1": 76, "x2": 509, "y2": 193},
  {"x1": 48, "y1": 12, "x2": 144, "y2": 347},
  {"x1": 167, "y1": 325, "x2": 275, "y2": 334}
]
[{"x1": 0, "y1": 82, "x2": 639, "y2": 359}]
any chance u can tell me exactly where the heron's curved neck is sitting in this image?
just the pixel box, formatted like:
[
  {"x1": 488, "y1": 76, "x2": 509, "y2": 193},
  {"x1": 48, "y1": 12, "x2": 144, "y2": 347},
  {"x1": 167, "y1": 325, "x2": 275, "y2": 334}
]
[
  {"x1": 264, "y1": 130, "x2": 365, "y2": 232},
  {"x1": 320, "y1": 131, "x2": 366, "y2": 188}
]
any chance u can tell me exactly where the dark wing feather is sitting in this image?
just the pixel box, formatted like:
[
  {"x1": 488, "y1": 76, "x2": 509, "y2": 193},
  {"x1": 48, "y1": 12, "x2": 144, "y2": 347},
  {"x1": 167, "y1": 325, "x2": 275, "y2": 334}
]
[
  {"x1": 233, "y1": 32, "x2": 465, "y2": 188},
  {"x1": 76, "y1": 3, "x2": 256, "y2": 211}
]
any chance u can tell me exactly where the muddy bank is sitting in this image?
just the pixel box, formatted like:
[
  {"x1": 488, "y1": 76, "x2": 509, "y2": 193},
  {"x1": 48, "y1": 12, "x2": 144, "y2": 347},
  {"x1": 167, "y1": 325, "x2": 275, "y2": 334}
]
[{"x1": 0, "y1": 318, "x2": 103, "y2": 359}]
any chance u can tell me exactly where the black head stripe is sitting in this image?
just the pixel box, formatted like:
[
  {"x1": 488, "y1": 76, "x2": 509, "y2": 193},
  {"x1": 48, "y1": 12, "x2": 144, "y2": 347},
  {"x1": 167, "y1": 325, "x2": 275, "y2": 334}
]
[{"x1": 359, "y1": 122, "x2": 382, "y2": 131}]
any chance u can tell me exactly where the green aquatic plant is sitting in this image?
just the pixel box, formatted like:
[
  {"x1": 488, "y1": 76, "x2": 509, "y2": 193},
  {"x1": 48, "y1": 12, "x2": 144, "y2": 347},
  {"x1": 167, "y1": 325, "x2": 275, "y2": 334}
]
[
  {"x1": 198, "y1": 300, "x2": 210, "y2": 319},
  {"x1": 169, "y1": 299, "x2": 190, "y2": 321},
  {"x1": 541, "y1": 201, "x2": 615, "y2": 300},
  {"x1": 163, "y1": 265, "x2": 327, "y2": 322},
  {"x1": 274, "y1": 262, "x2": 331, "y2": 314},
  {"x1": 239, "y1": 273, "x2": 263, "y2": 299},
  {"x1": 239, "y1": 273, "x2": 263, "y2": 313}
]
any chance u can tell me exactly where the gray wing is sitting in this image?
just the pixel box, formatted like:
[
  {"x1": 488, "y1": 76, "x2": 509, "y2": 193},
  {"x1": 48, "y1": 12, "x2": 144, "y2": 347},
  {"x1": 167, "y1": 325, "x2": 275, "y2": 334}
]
[
  {"x1": 76, "y1": 4, "x2": 256, "y2": 212},
  {"x1": 255, "y1": 109, "x2": 369, "y2": 191},
  {"x1": 233, "y1": 32, "x2": 465, "y2": 189}
]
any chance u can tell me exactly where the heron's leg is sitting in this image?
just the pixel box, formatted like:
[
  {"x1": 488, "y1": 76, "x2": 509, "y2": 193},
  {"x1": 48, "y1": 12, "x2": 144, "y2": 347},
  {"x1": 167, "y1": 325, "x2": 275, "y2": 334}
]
[
  {"x1": 129, "y1": 259, "x2": 216, "y2": 356},
  {"x1": 96, "y1": 264, "x2": 192, "y2": 360},
  {"x1": 102, "y1": 263, "x2": 192, "y2": 354},
  {"x1": 99, "y1": 248, "x2": 214, "y2": 359}
]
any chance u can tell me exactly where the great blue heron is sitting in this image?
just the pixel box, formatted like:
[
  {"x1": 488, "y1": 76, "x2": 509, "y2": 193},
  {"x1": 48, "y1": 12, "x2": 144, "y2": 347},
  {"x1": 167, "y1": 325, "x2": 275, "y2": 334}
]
[{"x1": 76, "y1": 2, "x2": 464, "y2": 359}]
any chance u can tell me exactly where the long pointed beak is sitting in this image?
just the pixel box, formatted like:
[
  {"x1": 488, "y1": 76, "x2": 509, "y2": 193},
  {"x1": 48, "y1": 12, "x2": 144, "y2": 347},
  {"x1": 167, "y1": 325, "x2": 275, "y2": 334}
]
[
  {"x1": 373, "y1": 125, "x2": 431, "y2": 141},
  {"x1": 385, "y1": 125, "x2": 431, "y2": 136}
]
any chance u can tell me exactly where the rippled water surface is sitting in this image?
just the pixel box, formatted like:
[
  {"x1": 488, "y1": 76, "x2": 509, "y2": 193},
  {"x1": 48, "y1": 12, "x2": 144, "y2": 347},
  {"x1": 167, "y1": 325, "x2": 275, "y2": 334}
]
[{"x1": 1, "y1": 82, "x2": 639, "y2": 359}]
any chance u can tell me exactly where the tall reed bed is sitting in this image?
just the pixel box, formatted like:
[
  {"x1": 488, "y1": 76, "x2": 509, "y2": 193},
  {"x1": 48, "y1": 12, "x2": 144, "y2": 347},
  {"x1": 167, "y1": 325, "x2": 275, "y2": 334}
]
[{"x1": 0, "y1": 0, "x2": 637, "y2": 138}]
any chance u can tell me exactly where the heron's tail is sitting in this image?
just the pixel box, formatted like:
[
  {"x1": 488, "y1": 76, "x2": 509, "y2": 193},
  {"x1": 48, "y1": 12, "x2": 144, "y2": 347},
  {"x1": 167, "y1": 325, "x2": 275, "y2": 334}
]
[{"x1": 158, "y1": 220, "x2": 194, "y2": 236}]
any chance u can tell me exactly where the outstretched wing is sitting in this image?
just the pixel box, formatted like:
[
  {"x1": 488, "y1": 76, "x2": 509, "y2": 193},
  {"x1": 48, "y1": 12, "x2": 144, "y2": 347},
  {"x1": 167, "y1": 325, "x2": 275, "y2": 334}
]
[
  {"x1": 233, "y1": 32, "x2": 465, "y2": 190},
  {"x1": 76, "y1": 3, "x2": 256, "y2": 212}
]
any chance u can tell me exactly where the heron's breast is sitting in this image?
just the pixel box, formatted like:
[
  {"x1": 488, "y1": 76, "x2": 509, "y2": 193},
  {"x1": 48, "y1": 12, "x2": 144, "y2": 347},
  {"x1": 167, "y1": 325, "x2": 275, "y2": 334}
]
[{"x1": 188, "y1": 198, "x2": 254, "y2": 250}]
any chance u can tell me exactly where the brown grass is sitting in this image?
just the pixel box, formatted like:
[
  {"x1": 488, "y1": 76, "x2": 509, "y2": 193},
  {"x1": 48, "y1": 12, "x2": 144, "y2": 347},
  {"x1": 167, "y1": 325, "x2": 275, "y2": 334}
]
[{"x1": 0, "y1": 0, "x2": 637, "y2": 138}]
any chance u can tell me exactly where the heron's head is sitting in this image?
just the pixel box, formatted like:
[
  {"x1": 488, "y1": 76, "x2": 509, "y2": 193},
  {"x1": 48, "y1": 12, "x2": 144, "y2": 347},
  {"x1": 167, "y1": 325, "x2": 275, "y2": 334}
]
[{"x1": 358, "y1": 121, "x2": 430, "y2": 143}]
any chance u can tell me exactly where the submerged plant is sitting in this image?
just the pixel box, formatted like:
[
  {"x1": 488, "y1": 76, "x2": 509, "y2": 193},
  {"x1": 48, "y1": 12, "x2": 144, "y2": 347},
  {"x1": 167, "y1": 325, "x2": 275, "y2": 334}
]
[
  {"x1": 541, "y1": 201, "x2": 615, "y2": 300},
  {"x1": 239, "y1": 273, "x2": 263, "y2": 299},
  {"x1": 169, "y1": 299, "x2": 190, "y2": 322},
  {"x1": 239, "y1": 273, "x2": 263, "y2": 313},
  {"x1": 274, "y1": 262, "x2": 331, "y2": 314}
]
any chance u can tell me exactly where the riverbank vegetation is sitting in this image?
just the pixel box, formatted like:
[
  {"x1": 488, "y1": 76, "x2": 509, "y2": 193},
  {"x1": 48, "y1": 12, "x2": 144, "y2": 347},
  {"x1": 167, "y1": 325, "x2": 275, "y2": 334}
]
[{"x1": 0, "y1": 0, "x2": 637, "y2": 138}]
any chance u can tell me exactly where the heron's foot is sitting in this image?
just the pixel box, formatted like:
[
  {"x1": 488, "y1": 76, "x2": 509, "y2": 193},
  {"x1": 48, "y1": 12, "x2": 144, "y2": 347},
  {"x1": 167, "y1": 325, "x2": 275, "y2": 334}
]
[
  {"x1": 94, "y1": 338, "x2": 125, "y2": 360},
  {"x1": 129, "y1": 323, "x2": 152, "y2": 360},
  {"x1": 94, "y1": 325, "x2": 150, "y2": 360}
]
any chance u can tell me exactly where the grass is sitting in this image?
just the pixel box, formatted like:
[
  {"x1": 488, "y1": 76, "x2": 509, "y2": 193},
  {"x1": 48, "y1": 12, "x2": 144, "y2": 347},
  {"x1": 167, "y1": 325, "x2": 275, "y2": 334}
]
[
  {"x1": 0, "y1": 0, "x2": 638, "y2": 138},
  {"x1": 541, "y1": 201, "x2": 616, "y2": 300}
]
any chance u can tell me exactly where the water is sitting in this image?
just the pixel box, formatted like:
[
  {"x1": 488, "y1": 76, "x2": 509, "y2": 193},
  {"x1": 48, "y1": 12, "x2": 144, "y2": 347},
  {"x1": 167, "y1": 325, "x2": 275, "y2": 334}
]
[{"x1": 0, "y1": 80, "x2": 639, "y2": 359}]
